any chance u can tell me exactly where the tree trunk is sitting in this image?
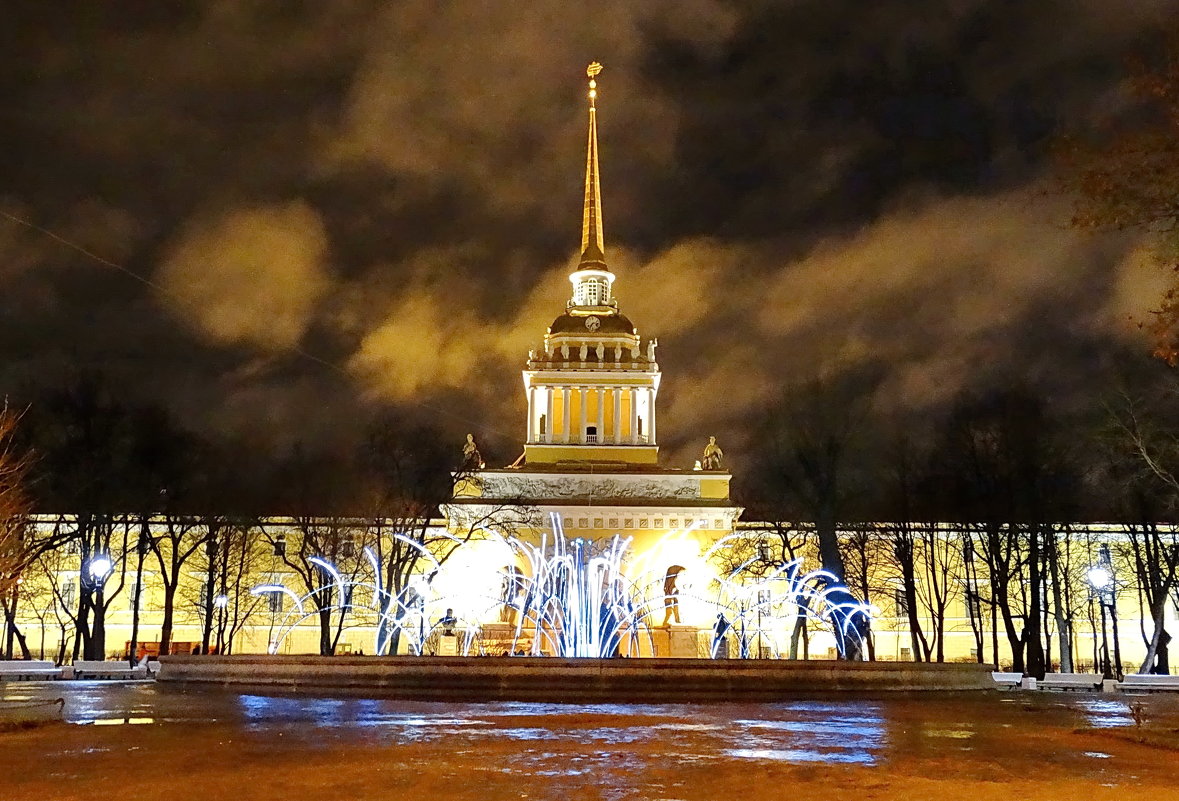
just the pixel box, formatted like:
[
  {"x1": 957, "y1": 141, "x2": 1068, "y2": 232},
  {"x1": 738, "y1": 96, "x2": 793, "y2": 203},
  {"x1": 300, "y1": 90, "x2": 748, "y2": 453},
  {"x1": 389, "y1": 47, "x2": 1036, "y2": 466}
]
[
  {"x1": 89, "y1": 591, "x2": 106, "y2": 660},
  {"x1": 1, "y1": 596, "x2": 32, "y2": 660},
  {"x1": 159, "y1": 584, "x2": 176, "y2": 656},
  {"x1": 1138, "y1": 596, "x2": 1170, "y2": 674},
  {"x1": 1047, "y1": 533, "x2": 1072, "y2": 672},
  {"x1": 319, "y1": 604, "x2": 334, "y2": 656},
  {"x1": 788, "y1": 612, "x2": 806, "y2": 660},
  {"x1": 128, "y1": 521, "x2": 148, "y2": 663},
  {"x1": 999, "y1": 598, "x2": 1025, "y2": 673}
]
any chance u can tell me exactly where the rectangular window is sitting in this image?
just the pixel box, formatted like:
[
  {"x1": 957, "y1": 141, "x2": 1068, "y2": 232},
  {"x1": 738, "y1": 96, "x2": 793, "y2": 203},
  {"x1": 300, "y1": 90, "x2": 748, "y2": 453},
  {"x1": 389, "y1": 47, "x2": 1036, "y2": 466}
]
[
  {"x1": 60, "y1": 580, "x2": 77, "y2": 611},
  {"x1": 965, "y1": 590, "x2": 979, "y2": 619},
  {"x1": 894, "y1": 588, "x2": 910, "y2": 616},
  {"x1": 269, "y1": 590, "x2": 285, "y2": 614}
]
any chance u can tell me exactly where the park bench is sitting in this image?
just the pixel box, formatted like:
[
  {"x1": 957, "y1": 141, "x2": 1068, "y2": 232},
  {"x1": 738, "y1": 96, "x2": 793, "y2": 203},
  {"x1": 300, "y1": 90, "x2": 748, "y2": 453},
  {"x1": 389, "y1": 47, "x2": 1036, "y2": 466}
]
[
  {"x1": 72, "y1": 660, "x2": 147, "y2": 680},
  {"x1": 1117, "y1": 674, "x2": 1179, "y2": 693},
  {"x1": 0, "y1": 660, "x2": 61, "y2": 681},
  {"x1": 1038, "y1": 673, "x2": 1103, "y2": 692},
  {"x1": 990, "y1": 671, "x2": 1022, "y2": 689}
]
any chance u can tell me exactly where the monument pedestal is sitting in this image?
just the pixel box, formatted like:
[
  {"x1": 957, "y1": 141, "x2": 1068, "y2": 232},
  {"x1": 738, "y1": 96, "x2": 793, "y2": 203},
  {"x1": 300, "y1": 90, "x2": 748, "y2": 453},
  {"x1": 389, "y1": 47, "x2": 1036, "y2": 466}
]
[
  {"x1": 649, "y1": 625, "x2": 699, "y2": 658},
  {"x1": 668, "y1": 626, "x2": 698, "y2": 658}
]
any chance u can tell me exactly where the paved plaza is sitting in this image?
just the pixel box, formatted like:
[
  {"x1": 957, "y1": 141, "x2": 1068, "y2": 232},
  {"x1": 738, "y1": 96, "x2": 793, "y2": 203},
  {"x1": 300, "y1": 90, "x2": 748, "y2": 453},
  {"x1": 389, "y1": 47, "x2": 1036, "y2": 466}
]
[{"x1": 1, "y1": 683, "x2": 1178, "y2": 799}]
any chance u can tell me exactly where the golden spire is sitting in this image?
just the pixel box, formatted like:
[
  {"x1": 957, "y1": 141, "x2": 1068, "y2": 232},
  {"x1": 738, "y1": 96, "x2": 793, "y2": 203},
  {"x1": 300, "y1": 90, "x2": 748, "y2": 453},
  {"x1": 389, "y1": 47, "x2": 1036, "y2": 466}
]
[{"x1": 579, "y1": 62, "x2": 606, "y2": 267}]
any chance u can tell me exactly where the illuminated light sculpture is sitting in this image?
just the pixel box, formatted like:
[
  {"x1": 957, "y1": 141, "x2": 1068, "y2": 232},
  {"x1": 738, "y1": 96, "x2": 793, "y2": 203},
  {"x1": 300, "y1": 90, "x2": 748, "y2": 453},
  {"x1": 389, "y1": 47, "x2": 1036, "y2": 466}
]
[
  {"x1": 252, "y1": 520, "x2": 872, "y2": 660},
  {"x1": 488, "y1": 514, "x2": 655, "y2": 658},
  {"x1": 253, "y1": 537, "x2": 499, "y2": 657},
  {"x1": 700, "y1": 535, "x2": 874, "y2": 660}
]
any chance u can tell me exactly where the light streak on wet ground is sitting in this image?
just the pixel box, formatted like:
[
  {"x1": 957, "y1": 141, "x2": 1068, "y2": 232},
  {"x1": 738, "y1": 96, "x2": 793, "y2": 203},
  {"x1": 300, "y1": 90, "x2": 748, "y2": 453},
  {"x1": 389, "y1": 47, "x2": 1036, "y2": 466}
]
[{"x1": 2, "y1": 682, "x2": 1178, "y2": 800}]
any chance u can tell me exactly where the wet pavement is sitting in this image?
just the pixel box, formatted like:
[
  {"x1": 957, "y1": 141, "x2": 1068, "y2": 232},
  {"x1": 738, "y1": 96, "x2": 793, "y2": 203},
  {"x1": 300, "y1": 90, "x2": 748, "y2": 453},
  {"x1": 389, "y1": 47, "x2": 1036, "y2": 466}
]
[{"x1": 2, "y1": 681, "x2": 1178, "y2": 799}]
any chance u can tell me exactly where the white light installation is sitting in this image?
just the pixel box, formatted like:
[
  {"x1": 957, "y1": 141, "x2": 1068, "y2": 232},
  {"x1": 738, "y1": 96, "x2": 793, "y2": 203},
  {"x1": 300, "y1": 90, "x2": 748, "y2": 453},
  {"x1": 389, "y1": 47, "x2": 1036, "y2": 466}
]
[{"x1": 251, "y1": 519, "x2": 872, "y2": 659}]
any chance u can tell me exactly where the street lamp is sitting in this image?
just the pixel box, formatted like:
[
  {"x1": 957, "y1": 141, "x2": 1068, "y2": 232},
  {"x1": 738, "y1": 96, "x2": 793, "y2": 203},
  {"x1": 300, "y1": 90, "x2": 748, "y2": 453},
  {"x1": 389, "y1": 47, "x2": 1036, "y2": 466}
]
[
  {"x1": 212, "y1": 594, "x2": 229, "y2": 655},
  {"x1": 1086, "y1": 566, "x2": 1111, "y2": 592},
  {"x1": 1086, "y1": 545, "x2": 1122, "y2": 681}
]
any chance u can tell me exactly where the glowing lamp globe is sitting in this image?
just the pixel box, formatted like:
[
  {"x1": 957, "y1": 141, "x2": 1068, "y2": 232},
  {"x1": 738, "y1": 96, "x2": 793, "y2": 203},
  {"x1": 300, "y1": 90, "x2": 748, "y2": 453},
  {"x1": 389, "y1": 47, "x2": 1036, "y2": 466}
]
[
  {"x1": 87, "y1": 555, "x2": 113, "y2": 582},
  {"x1": 1086, "y1": 566, "x2": 1112, "y2": 590}
]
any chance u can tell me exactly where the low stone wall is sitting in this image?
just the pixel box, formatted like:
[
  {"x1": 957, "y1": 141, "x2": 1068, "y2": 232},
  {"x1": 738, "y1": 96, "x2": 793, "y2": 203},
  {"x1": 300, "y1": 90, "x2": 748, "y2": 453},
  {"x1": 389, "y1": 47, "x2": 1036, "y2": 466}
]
[{"x1": 158, "y1": 655, "x2": 996, "y2": 701}]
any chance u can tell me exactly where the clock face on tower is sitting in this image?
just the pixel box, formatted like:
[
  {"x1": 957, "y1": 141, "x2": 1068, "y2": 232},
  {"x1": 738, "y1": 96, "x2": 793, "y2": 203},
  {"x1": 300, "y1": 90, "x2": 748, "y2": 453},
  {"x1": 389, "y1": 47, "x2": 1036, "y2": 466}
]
[{"x1": 585, "y1": 316, "x2": 601, "y2": 331}]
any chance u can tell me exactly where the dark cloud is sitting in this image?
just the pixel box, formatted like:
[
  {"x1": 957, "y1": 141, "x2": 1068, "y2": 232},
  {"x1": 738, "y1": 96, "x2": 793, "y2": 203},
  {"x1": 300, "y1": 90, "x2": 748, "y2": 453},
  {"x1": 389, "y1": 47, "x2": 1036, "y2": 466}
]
[{"x1": 1, "y1": 1, "x2": 1177, "y2": 482}]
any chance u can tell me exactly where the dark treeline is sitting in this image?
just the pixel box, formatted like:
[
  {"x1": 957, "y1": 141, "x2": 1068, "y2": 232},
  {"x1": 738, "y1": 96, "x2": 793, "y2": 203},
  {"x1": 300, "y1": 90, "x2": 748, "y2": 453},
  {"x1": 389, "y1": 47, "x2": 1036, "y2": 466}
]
[
  {"x1": 738, "y1": 369, "x2": 1179, "y2": 677},
  {"x1": 3, "y1": 368, "x2": 1179, "y2": 675},
  {"x1": 3, "y1": 374, "x2": 481, "y2": 662}
]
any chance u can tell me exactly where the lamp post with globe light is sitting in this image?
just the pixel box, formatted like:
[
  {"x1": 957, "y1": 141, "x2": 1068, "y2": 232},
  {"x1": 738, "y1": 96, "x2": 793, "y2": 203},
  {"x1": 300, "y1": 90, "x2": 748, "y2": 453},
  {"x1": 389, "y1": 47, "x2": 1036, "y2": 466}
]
[
  {"x1": 1086, "y1": 544, "x2": 1123, "y2": 680},
  {"x1": 83, "y1": 553, "x2": 115, "y2": 660},
  {"x1": 213, "y1": 594, "x2": 229, "y2": 654}
]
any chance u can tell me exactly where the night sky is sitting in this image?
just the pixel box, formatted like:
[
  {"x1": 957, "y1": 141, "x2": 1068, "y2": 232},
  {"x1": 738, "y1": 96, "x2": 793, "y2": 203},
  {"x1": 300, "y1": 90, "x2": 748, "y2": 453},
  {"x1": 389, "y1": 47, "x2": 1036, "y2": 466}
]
[{"x1": 2, "y1": 1, "x2": 1176, "y2": 475}]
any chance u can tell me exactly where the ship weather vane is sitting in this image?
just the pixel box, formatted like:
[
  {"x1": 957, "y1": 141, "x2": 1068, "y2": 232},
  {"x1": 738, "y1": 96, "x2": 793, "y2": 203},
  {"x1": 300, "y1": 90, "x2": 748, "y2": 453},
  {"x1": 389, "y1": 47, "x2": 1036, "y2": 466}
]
[{"x1": 587, "y1": 61, "x2": 602, "y2": 105}]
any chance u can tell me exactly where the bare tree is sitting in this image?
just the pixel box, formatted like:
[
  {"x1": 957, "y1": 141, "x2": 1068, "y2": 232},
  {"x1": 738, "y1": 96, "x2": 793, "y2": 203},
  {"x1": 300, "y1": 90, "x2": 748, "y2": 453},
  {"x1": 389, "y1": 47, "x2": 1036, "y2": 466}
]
[
  {"x1": 148, "y1": 514, "x2": 214, "y2": 656},
  {"x1": 261, "y1": 514, "x2": 371, "y2": 656},
  {"x1": 1104, "y1": 390, "x2": 1179, "y2": 673},
  {"x1": 932, "y1": 387, "x2": 1075, "y2": 677},
  {"x1": 839, "y1": 525, "x2": 884, "y2": 660},
  {"x1": 0, "y1": 406, "x2": 33, "y2": 598},
  {"x1": 748, "y1": 367, "x2": 880, "y2": 660},
  {"x1": 31, "y1": 548, "x2": 78, "y2": 664},
  {"x1": 182, "y1": 521, "x2": 267, "y2": 655},
  {"x1": 716, "y1": 523, "x2": 816, "y2": 659},
  {"x1": 0, "y1": 405, "x2": 36, "y2": 658}
]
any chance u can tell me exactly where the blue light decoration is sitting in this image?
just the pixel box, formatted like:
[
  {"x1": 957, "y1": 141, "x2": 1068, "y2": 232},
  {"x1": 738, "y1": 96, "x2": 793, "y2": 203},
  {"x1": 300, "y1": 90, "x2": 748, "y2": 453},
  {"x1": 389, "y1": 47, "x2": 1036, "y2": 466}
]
[{"x1": 251, "y1": 516, "x2": 873, "y2": 659}]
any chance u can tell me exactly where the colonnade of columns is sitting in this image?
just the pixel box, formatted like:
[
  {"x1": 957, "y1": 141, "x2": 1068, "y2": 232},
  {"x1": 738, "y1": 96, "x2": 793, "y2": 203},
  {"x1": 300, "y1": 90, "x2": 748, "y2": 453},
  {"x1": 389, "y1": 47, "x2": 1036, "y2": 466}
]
[{"x1": 526, "y1": 385, "x2": 656, "y2": 446}]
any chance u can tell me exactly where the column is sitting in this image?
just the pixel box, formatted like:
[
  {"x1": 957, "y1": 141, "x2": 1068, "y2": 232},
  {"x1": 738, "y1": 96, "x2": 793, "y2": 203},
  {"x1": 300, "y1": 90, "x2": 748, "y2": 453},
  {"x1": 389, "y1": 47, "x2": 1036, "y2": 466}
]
[
  {"x1": 545, "y1": 387, "x2": 554, "y2": 444},
  {"x1": 561, "y1": 387, "x2": 572, "y2": 444},
  {"x1": 527, "y1": 386, "x2": 536, "y2": 442},
  {"x1": 629, "y1": 387, "x2": 638, "y2": 445},
  {"x1": 596, "y1": 388, "x2": 605, "y2": 444},
  {"x1": 613, "y1": 389, "x2": 622, "y2": 444},
  {"x1": 648, "y1": 387, "x2": 656, "y2": 444},
  {"x1": 578, "y1": 387, "x2": 588, "y2": 444}
]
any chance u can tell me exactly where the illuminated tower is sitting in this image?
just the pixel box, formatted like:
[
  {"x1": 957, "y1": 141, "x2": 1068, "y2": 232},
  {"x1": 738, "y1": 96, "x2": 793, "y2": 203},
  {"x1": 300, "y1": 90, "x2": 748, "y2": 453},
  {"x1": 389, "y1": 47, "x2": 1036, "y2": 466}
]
[
  {"x1": 447, "y1": 63, "x2": 739, "y2": 562},
  {"x1": 522, "y1": 62, "x2": 661, "y2": 465}
]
